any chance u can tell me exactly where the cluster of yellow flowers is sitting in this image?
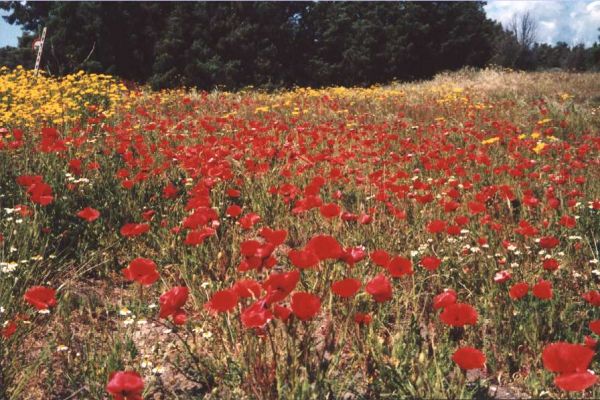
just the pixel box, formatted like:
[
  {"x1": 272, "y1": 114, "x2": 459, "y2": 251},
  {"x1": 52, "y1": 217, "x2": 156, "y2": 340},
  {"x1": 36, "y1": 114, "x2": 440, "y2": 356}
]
[
  {"x1": 290, "y1": 86, "x2": 406, "y2": 100},
  {"x1": 0, "y1": 66, "x2": 127, "y2": 128},
  {"x1": 431, "y1": 85, "x2": 469, "y2": 106}
]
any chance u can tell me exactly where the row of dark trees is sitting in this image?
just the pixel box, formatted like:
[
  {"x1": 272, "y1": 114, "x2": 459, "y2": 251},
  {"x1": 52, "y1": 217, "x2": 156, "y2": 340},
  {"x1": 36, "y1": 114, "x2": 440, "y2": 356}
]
[{"x1": 1, "y1": 2, "x2": 599, "y2": 90}]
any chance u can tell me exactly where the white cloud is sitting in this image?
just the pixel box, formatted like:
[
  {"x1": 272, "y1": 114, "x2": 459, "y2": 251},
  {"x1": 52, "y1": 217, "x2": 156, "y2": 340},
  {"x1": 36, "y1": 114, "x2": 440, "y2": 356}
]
[{"x1": 485, "y1": 1, "x2": 600, "y2": 46}]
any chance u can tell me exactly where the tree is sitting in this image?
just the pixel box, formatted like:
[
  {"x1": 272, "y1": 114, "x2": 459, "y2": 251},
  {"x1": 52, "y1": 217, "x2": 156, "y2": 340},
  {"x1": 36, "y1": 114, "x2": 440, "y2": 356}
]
[
  {"x1": 1, "y1": 1, "x2": 173, "y2": 79},
  {"x1": 564, "y1": 44, "x2": 587, "y2": 71},
  {"x1": 0, "y1": 45, "x2": 34, "y2": 69},
  {"x1": 0, "y1": 1, "x2": 550, "y2": 88},
  {"x1": 300, "y1": 2, "x2": 497, "y2": 85},
  {"x1": 491, "y1": 11, "x2": 539, "y2": 69},
  {"x1": 508, "y1": 11, "x2": 537, "y2": 50},
  {"x1": 150, "y1": 2, "x2": 304, "y2": 89}
]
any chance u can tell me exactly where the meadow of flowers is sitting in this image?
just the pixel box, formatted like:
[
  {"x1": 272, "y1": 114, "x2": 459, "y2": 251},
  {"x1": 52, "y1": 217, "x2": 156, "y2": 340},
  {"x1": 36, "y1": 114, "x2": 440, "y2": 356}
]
[{"x1": 0, "y1": 66, "x2": 599, "y2": 399}]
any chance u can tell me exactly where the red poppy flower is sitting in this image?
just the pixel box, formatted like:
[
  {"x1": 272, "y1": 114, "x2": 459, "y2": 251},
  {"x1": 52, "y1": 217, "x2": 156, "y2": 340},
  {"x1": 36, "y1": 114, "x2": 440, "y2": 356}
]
[
  {"x1": 1, "y1": 320, "x2": 17, "y2": 339},
  {"x1": 305, "y1": 176, "x2": 325, "y2": 195},
  {"x1": 240, "y1": 240, "x2": 261, "y2": 257},
  {"x1": 387, "y1": 256, "x2": 413, "y2": 277},
  {"x1": 184, "y1": 227, "x2": 215, "y2": 246},
  {"x1": 341, "y1": 211, "x2": 358, "y2": 222},
  {"x1": 590, "y1": 320, "x2": 600, "y2": 335},
  {"x1": 182, "y1": 207, "x2": 218, "y2": 229},
  {"x1": 415, "y1": 193, "x2": 434, "y2": 204},
  {"x1": 444, "y1": 200, "x2": 461, "y2": 212},
  {"x1": 554, "y1": 372, "x2": 598, "y2": 392},
  {"x1": 28, "y1": 181, "x2": 54, "y2": 206},
  {"x1": 163, "y1": 182, "x2": 178, "y2": 199},
  {"x1": 420, "y1": 256, "x2": 441, "y2": 271},
  {"x1": 226, "y1": 188, "x2": 241, "y2": 198},
  {"x1": 77, "y1": 207, "x2": 100, "y2": 222},
  {"x1": 232, "y1": 279, "x2": 262, "y2": 299},
  {"x1": 532, "y1": 279, "x2": 552, "y2": 300},
  {"x1": 357, "y1": 213, "x2": 372, "y2": 224},
  {"x1": 24, "y1": 286, "x2": 57, "y2": 310},
  {"x1": 141, "y1": 210, "x2": 155, "y2": 221},
  {"x1": 509, "y1": 282, "x2": 529, "y2": 300},
  {"x1": 455, "y1": 215, "x2": 470, "y2": 226},
  {"x1": 539, "y1": 236, "x2": 560, "y2": 249},
  {"x1": 238, "y1": 243, "x2": 277, "y2": 271},
  {"x1": 331, "y1": 278, "x2": 361, "y2": 298},
  {"x1": 468, "y1": 201, "x2": 486, "y2": 214},
  {"x1": 582, "y1": 290, "x2": 600, "y2": 306},
  {"x1": 370, "y1": 250, "x2": 390, "y2": 268},
  {"x1": 273, "y1": 304, "x2": 292, "y2": 321},
  {"x1": 241, "y1": 300, "x2": 272, "y2": 329},
  {"x1": 255, "y1": 242, "x2": 275, "y2": 259},
  {"x1": 159, "y1": 286, "x2": 188, "y2": 324},
  {"x1": 354, "y1": 313, "x2": 372, "y2": 325},
  {"x1": 559, "y1": 215, "x2": 577, "y2": 229},
  {"x1": 548, "y1": 198, "x2": 560, "y2": 209},
  {"x1": 542, "y1": 342, "x2": 594, "y2": 374},
  {"x1": 16, "y1": 174, "x2": 42, "y2": 188},
  {"x1": 120, "y1": 223, "x2": 150, "y2": 237},
  {"x1": 291, "y1": 292, "x2": 321, "y2": 321},
  {"x1": 515, "y1": 220, "x2": 539, "y2": 237},
  {"x1": 584, "y1": 336, "x2": 598, "y2": 350},
  {"x1": 263, "y1": 270, "x2": 300, "y2": 305},
  {"x1": 341, "y1": 246, "x2": 367, "y2": 267},
  {"x1": 305, "y1": 235, "x2": 343, "y2": 260},
  {"x1": 106, "y1": 370, "x2": 144, "y2": 400},
  {"x1": 365, "y1": 274, "x2": 393, "y2": 303},
  {"x1": 523, "y1": 193, "x2": 540, "y2": 207},
  {"x1": 39, "y1": 127, "x2": 66, "y2": 153},
  {"x1": 446, "y1": 225, "x2": 462, "y2": 236},
  {"x1": 433, "y1": 289, "x2": 457, "y2": 310},
  {"x1": 439, "y1": 303, "x2": 478, "y2": 326},
  {"x1": 14, "y1": 204, "x2": 32, "y2": 217},
  {"x1": 122, "y1": 180, "x2": 134, "y2": 190},
  {"x1": 292, "y1": 195, "x2": 323, "y2": 214},
  {"x1": 288, "y1": 249, "x2": 320, "y2": 269},
  {"x1": 452, "y1": 347, "x2": 486, "y2": 370},
  {"x1": 205, "y1": 289, "x2": 239, "y2": 313},
  {"x1": 239, "y1": 212, "x2": 261, "y2": 229},
  {"x1": 427, "y1": 219, "x2": 447, "y2": 234},
  {"x1": 320, "y1": 203, "x2": 341, "y2": 218},
  {"x1": 226, "y1": 204, "x2": 243, "y2": 218},
  {"x1": 68, "y1": 159, "x2": 82, "y2": 176},
  {"x1": 259, "y1": 228, "x2": 287, "y2": 246},
  {"x1": 543, "y1": 258, "x2": 559, "y2": 271},
  {"x1": 122, "y1": 258, "x2": 159, "y2": 286}
]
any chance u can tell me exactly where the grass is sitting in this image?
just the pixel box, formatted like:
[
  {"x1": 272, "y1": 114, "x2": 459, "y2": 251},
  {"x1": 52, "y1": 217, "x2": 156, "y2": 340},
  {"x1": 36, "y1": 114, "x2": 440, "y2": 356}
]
[{"x1": 0, "y1": 67, "x2": 599, "y2": 399}]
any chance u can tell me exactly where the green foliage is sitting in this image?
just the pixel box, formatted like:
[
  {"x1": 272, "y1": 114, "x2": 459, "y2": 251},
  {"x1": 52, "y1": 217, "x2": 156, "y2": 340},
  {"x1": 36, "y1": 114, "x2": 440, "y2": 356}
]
[{"x1": 0, "y1": 46, "x2": 34, "y2": 69}]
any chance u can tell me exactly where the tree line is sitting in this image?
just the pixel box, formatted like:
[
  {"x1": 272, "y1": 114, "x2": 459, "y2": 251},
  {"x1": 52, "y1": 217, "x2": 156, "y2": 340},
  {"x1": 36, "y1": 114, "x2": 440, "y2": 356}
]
[{"x1": 1, "y1": 2, "x2": 599, "y2": 90}]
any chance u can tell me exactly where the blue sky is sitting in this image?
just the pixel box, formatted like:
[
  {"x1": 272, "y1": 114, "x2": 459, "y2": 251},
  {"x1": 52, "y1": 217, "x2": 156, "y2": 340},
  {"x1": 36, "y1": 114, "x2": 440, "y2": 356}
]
[
  {"x1": 484, "y1": 1, "x2": 600, "y2": 46},
  {"x1": 1, "y1": 9, "x2": 21, "y2": 47},
  {"x1": 1, "y1": 2, "x2": 600, "y2": 48}
]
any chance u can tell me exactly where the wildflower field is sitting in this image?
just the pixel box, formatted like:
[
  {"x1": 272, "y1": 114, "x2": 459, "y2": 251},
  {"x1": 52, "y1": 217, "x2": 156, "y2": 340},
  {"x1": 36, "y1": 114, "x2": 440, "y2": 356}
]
[{"x1": 0, "y1": 66, "x2": 599, "y2": 399}]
